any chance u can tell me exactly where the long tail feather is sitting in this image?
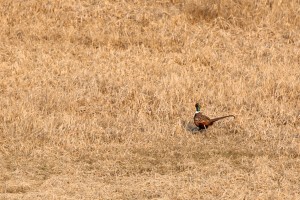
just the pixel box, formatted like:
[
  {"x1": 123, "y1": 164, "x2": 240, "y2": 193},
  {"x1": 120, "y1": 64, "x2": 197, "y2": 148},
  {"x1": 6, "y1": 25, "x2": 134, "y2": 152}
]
[{"x1": 209, "y1": 115, "x2": 235, "y2": 123}]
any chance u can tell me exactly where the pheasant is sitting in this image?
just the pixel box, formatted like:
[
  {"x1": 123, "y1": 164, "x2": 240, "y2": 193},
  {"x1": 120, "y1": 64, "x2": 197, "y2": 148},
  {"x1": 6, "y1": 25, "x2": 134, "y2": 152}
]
[{"x1": 194, "y1": 103, "x2": 235, "y2": 130}]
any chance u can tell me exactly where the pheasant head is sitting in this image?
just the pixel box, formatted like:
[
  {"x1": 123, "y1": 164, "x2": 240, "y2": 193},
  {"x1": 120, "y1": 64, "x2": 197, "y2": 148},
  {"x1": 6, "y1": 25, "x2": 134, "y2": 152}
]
[{"x1": 195, "y1": 103, "x2": 201, "y2": 113}]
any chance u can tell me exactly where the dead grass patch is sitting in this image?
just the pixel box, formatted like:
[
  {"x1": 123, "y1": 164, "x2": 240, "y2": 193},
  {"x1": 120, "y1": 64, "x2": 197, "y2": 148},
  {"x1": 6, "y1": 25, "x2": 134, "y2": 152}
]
[{"x1": 1, "y1": 0, "x2": 300, "y2": 199}]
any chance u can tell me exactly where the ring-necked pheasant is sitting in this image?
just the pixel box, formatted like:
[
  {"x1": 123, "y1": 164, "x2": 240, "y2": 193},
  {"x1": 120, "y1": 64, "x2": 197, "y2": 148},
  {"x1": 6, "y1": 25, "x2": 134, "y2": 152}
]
[{"x1": 194, "y1": 103, "x2": 235, "y2": 130}]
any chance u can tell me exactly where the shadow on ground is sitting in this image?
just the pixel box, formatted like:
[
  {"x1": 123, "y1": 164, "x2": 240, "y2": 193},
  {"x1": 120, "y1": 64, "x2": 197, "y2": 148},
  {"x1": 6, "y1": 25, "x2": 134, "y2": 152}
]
[{"x1": 181, "y1": 120, "x2": 202, "y2": 134}]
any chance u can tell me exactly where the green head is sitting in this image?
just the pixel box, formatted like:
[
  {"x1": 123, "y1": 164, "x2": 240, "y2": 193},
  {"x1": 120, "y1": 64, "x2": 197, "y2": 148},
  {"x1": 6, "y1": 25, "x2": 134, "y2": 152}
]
[{"x1": 195, "y1": 103, "x2": 201, "y2": 113}]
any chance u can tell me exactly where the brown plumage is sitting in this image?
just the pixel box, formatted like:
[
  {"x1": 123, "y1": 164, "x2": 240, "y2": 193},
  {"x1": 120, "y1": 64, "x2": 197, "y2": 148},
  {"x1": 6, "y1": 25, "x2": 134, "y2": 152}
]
[{"x1": 194, "y1": 103, "x2": 235, "y2": 130}]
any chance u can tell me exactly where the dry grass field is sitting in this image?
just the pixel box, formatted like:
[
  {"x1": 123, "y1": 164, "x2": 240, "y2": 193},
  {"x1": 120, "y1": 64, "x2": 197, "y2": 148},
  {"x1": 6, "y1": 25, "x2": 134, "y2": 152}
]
[{"x1": 0, "y1": 0, "x2": 300, "y2": 199}]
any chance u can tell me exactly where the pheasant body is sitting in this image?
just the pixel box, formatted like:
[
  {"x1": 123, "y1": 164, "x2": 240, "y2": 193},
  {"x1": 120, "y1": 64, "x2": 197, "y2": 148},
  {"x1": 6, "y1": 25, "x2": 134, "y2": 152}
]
[{"x1": 194, "y1": 103, "x2": 235, "y2": 130}]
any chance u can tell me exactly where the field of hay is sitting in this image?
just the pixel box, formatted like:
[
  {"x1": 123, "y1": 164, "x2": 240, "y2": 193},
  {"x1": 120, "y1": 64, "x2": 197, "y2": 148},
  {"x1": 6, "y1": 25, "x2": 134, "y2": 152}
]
[{"x1": 0, "y1": 0, "x2": 299, "y2": 199}]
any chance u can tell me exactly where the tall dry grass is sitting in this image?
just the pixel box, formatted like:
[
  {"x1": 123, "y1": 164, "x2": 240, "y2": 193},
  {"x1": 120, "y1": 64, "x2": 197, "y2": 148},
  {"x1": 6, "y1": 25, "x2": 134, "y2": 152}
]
[{"x1": 0, "y1": 0, "x2": 299, "y2": 199}]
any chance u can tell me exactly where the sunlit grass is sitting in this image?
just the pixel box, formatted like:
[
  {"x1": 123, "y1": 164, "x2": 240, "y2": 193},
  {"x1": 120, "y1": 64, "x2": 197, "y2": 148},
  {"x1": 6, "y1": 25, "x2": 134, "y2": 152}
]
[{"x1": 0, "y1": 0, "x2": 299, "y2": 199}]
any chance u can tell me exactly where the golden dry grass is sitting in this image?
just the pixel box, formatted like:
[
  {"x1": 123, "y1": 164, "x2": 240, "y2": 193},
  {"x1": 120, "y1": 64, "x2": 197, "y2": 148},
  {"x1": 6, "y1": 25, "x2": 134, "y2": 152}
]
[{"x1": 0, "y1": 0, "x2": 300, "y2": 199}]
